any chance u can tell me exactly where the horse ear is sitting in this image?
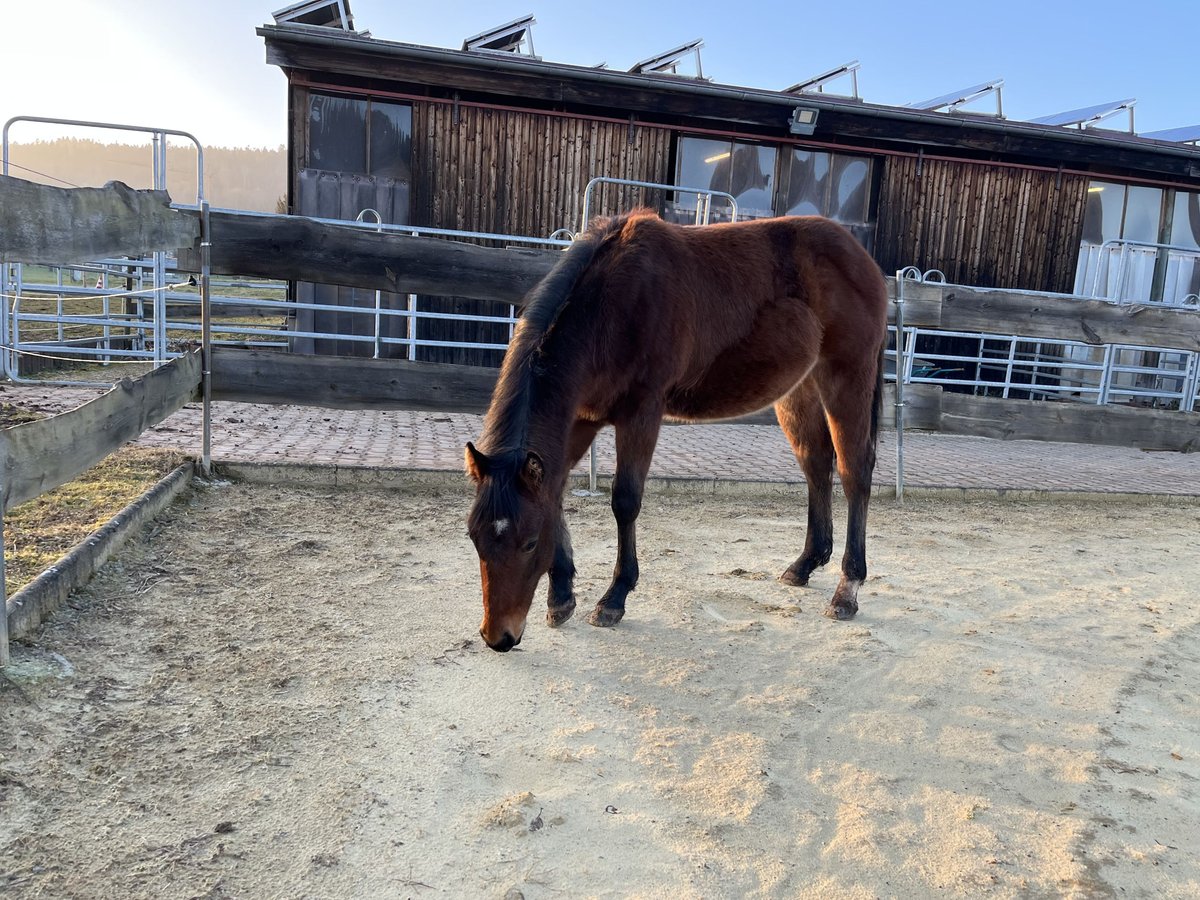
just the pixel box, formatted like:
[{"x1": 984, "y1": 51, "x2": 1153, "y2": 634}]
[
  {"x1": 464, "y1": 442, "x2": 490, "y2": 483},
  {"x1": 521, "y1": 451, "x2": 545, "y2": 489}
]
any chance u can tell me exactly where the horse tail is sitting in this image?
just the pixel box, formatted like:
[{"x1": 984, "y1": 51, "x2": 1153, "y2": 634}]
[{"x1": 871, "y1": 338, "x2": 884, "y2": 454}]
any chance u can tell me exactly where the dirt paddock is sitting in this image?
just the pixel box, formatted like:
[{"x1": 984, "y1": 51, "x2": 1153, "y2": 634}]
[{"x1": 2, "y1": 476, "x2": 1198, "y2": 898}]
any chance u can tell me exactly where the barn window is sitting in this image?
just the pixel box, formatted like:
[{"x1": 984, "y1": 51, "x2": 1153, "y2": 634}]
[
  {"x1": 782, "y1": 149, "x2": 873, "y2": 226},
  {"x1": 671, "y1": 137, "x2": 777, "y2": 221},
  {"x1": 307, "y1": 93, "x2": 412, "y2": 180},
  {"x1": 1076, "y1": 182, "x2": 1200, "y2": 305},
  {"x1": 1167, "y1": 190, "x2": 1200, "y2": 302},
  {"x1": 669, "y1": 136, "x2": 876, "y2": 247}
]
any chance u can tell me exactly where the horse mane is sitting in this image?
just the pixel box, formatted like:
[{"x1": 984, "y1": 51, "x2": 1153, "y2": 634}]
[{"x1": 479, "y1": 212, "x2": 641, "y2": 462}]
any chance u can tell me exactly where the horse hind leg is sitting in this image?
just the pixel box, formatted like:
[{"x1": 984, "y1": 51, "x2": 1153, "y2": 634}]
[
  {"x1": 775, "y1": 381, "x2": 836, "y2": 588},
  {"x1": 821, "y1": 364, "x2": 880, "y2": 620},
  {"x1": 589, "y1": 410, "x2": 661, "y2": 628}
]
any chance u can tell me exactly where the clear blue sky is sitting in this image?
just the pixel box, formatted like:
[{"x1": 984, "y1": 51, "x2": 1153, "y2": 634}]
[{"x1": 3, "y1": 0, "x2": 1196, "y2": 149}]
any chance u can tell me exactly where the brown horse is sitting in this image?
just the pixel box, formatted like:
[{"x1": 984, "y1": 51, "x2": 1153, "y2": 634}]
[{"x1": 465, "y1": 210, "x2": 888, "y2": 652}]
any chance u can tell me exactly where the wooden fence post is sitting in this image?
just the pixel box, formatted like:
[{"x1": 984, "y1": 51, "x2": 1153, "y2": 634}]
[{"x1": 1, "y1": 516, "x2": 9, "y2": 667}]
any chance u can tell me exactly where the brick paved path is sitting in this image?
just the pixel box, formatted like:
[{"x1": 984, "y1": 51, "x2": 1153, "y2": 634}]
[{"x1": 3, "y1": 382, "x2": 1198, "y2": 496}]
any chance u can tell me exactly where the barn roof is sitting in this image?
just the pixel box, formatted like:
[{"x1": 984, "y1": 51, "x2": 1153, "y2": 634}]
[{"x1": 258, "y1": 22, "x2": 1200, "y2": 184}]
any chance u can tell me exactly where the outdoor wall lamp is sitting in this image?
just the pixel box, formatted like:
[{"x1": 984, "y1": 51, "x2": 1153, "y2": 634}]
[{"x1": 789, "y1": 107, "x2": 819, "y2": 135}]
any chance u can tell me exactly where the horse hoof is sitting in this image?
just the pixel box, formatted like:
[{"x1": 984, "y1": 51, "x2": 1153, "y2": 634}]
[
  {"x1": 778, "y1": 567, "x2": 809, "y2": 587},
  {"x1": 823, "y1": 599, "x2": 858, "y2": 620},
  {"x1": 588, "y1": 604, "x2": 625, "y2": 628},
  {"x1": 546, "y1": 598, "x2": 576, "y2": 627}
]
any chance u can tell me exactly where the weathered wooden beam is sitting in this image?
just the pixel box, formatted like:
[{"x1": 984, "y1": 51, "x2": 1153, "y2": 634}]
[
  {"x1": 893, "y1": 281, "x2": 1200, "y2": 352},
  {"x1": 172, "y1": 208, "x2": 1197, "y2": 355},
  {"x1": 938, "y1": 392, "x2": 1200, "y2": 453},
  {"x1": 212, "y1": 348, "x2": 914, "y2": 430},
  {"x1": 880, "y1": 383, "x2": 943, "y2": 431},
  {"x1": 177, "y1": 209, "x2": 559, "y2": 302},
  {"x1": 210, "y1": 347, "x2": 498, "y2": 412},
  {"x1": 885, "y1": 280, "x2": 943, "y2": 328},
  {"x1": 0, "y1": 175, "x2": 198, "y2": 265},
  {"x1": 0, "y1": 351, "x2": 201, "y2": 512}
]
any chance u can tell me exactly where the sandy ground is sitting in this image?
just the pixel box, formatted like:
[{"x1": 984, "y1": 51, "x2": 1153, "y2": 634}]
[{"x1": 1, "y1": 477, "x2": 1198, "y2": 899}]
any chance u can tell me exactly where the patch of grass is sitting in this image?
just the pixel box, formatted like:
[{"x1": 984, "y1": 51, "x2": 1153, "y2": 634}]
[
  {"x1": 0, "y1": 403, "x2": 43, "y2": 428},
  {"x1": 4, "y1": 441, "x2": 188, "y2": 597}
]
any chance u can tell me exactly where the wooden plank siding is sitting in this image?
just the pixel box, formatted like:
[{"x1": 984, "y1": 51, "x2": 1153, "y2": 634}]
[
  {"x1": 409, "y1": 101, "x2": 672, "y2": 365},
  {"x1": 411, "y1": 101, "x2": 671, "y2": 236},
  {"x1": 875, "y1": 157, "x2": 1089, "y2": 293}
]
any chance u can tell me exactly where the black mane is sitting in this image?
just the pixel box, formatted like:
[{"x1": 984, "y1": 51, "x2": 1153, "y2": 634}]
[{"x1": 478, "y1": 215, "x2": 628, "y2": 461}]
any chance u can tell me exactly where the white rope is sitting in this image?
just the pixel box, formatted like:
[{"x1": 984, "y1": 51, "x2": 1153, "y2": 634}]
[
  {"x1": 0, "y1": 344, "x2": 159, "y2": 365},
  {"x1": 0, "y1": 280, "x2": 194, "y2": 302}
]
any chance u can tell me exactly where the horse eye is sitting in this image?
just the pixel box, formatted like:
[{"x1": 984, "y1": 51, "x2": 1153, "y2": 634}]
[{"x1": 522, "y1": 539, "x2": 539, "y2": 553}]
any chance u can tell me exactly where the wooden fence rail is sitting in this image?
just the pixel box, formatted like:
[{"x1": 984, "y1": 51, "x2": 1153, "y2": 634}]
[
  {"x1": 5, "y1": 177, "x2": 1195, "y2": 356},
  {"x1": 0, "y1": 173, "x2": 208, "y2": 666},
  {"x1": 890, "y1": 281, "x2": 1200, "y2": 353},
  {"x1": 175, "y1": 208, "x2": 557, "y2": 304},
  {"x1": 0, "y1": 351, "x2": 201, "y2": 513},
  {"x1": 0, "y1": 176, "x2": 198, "y2": 266}
]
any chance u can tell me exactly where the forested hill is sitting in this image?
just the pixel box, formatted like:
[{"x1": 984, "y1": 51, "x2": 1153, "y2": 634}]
[{"x1": 5, "y1": 139, "x2": 285, "y2": 212}]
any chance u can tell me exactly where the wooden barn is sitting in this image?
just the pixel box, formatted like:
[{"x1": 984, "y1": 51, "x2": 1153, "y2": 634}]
[{"x1": 257, "y1": 8, "x2": 1200, "y2": 367}]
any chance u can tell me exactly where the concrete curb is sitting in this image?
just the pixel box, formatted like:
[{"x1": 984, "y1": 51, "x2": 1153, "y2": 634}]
[
  {"x1": 5, "y1": 461, "x2": 196, "y2": 642},
  {"x1": 216, "y1": 461, "x2": 1200, "y2": 505}
]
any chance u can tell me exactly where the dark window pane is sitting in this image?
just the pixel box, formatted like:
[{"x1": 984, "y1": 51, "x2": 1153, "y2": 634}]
[
  {"x1": 785, "y1": 149, "x2": 829, "y2": 216},
  {"x1": 729, "y1": 144, "x2": 776, "y2": 219},
  {"x1": 676, "y1": 137, "x2": 733, "y2": 202},
  {"x1": 369, "y1": 101, "x2": 413, "y2": 180},
  {"x1": 830, "y1": 155, "x2": 871, "y2": 223},
  {"x1": 309, "y1": 94, "x2": 367, "y2": 173},
  {"x1": 1123, "y1": 185, "x2": 1163, "y2": 243},
  {"x1": 1081, "y1": 181, "x2": 1124, "y2": 244},
  {"x1": 1172, "y1": 191, "x2": 1200, "y2": 250}
]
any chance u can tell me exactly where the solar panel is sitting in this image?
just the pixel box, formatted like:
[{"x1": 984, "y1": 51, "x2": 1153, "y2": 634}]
[
  {"x1": 272, "y1": 0, "x2": 354, "y2": 30},
  {"x1": 785, "y1": 61, "x2": 860, "y2": 100},
  {"x1": 1139, "y1": 125, "x2": 1200, "y2": 145},
  {"x1": 462, "y1": 15, "x2": 537, "y2": 56},
  {"x1": 905, "y1": 80, "x2": 1004, "y2": 116},
  {"x1": 1030, "y1": 99, "x2": 1136, "y2": 131},
  {"x1": 629, "y1": 40, "x2": 706, "y2": 78}
]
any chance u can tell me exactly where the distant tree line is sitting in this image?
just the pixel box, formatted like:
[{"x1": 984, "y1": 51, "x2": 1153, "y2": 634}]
[{"x1": 5, "y1": 139, "x2": 285, "y2": 213}]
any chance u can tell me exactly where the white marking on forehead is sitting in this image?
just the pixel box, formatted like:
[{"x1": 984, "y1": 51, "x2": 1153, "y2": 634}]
[{"x1": 494, "y1": 518, "x2": 510, "y2": 536}]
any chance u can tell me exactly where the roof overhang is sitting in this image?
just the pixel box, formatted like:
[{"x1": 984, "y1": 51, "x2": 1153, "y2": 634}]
[{"x1": 258, "y1": 23, "x2": 1200, "y2": 183}]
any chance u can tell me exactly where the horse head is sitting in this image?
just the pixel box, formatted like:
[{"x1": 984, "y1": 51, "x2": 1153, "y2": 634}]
[{"x1": 465, "y1": 442, "x2": 557, "y2": 651}]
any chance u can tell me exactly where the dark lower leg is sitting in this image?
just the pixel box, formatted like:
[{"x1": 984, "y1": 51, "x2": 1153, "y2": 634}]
[
  {"x1": 827, "y1": 485, "x2": 870, "y2": 619},
  {"x1": 546, "y1": 512, "x2": 577, "y2": 626},
  {"x1": 590, "y1": 419, "x2": 658, "y2": 627},
  {"x1": 827, "y1": 432, "x2": 876, "y2": 620},
  {"x1": 776, "y1": 389, "x2": 836, "y2": 587},
  {"x1": 546, "y1": 419, "x2": 602, "y2": 627},
  {"x1": 589, "y1": 474, "x2": 642, "y2": 626},
  {"x1": 781, "y1": 468, "x2": 834, "y2": 585}
]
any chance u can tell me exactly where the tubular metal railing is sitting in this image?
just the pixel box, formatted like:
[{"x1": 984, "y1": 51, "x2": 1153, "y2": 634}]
[
  {"x1": 6, "y1": 245, "x2": 1198, "y2": 415},
  {"x1": 580, "y1": 176, "x2": 739, "y2": 234},
  {"x1": 2, "y1": 115, "x2": 207, "y2": 383},
  {"x1": 1082, "y1": 238, "x2": 1200, "y2": 308}
]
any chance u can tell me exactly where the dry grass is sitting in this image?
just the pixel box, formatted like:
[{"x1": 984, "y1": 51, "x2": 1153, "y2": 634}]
[{"x1": 3, "y1": 403, "x2": 187, "y2": 595}]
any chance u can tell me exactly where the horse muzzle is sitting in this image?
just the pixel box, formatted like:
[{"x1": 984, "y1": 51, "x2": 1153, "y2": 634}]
[{"x1": 480, "y1": 625, "x2": 523, "y2": 652}]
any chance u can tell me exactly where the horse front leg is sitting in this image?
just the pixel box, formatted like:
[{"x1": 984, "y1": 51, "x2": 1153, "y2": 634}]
[
  {"x1": 590, "y1": 413, "x2": 661, "y2": 627},
  {"x1": 547, "y1": 418, "x2": 603, "y2": 628},
  {"x1": 546, "y1": 510, "x2": 578, "y2": 626}
]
